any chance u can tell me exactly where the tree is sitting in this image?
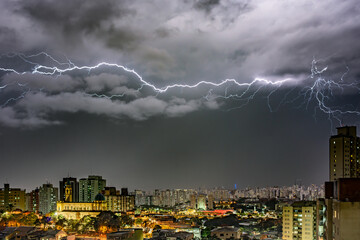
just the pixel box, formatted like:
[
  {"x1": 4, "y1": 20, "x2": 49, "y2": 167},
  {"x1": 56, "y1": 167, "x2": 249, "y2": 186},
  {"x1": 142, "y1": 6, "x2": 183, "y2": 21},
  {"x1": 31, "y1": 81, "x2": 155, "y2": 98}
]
[
  {"x1": 40, "y1": 216, "x2": 50, "y2": 230},
  {"x1": 135, "y1": 218, "x2": 143, "y2": 226},
  {"x1": 67, "y1": 219, "x2": 81, "y2": 232},
  {"x1": 94, "y1": 211, "x2": 121, "y2": 233},
  {"x1": 20, "y1": 212, "x2": 38, "y2": 226},
  {"x1": 55, "y1": 217, "x2": 67, "y2": 230},
  {"x1": 34, "y1": 219, "x2": 41, "y2": 227},
  {"x1": 78, "y1": 215, "x2": 95, "y2": 233},
  {"x1": 153, "y1": 225, "x2": 162, "y2": 230},
  {"x1": 119, "y1": 215, "x2": 134, "y2": 228},
  {"x1": 6, "y1": 204, "x2": 14, "y2": 212},
  {"x1": 201, "y1": 227, "x2": 211, "y2": 238}
]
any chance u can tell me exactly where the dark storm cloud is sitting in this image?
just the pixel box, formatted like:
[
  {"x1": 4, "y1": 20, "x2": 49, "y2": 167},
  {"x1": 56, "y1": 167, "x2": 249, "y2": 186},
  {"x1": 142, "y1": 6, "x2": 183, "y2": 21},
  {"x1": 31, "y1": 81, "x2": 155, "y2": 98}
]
[
  {"x1": 0, "y1": 0, "x2": 360, "y2": 190},
  {"x1": 105, "y1": 27, "x2": 144, "y2": 51},
  {"x1": 0, "y1": 0, "x2": 359, "y2": 128},
  {"x1": 1, "y1": 0, "x2": 358, "y2": 82},
  {"x1": 0, "y1": 27, "x2": 18, "y2": 52},
  {"x1": 0, "y1": 69, "x2": 219, "y2": 127},
  {"x1": 16, "y1": 0, "x2": 142, "y2": 53},
  {"x1": 19, "y1": 0, "x2": 127, "y2": 34},
  {"x1": 194, "y1": 0, "x2": 220, "y2": 12}
]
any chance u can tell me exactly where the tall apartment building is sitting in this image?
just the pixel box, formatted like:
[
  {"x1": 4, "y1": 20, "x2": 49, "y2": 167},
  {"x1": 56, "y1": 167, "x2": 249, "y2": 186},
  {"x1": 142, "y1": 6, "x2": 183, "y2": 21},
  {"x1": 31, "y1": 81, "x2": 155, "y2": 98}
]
[
  {"x1": 39, "y1": 183, "x2": 58, "y2": 214},
  {"x1": 26, "y1": 188, "x2": 39, "y2": 212},
  {"x1": 190, "y1": 194, "x2": 196, "y2": 209},
  {"x1": 329, "y1": 126, "x2": 360, "y2": 181},
  {"x1": 102, "y1": 187, "x2": 135, "y2": 212},
  {"x1": 79, "y1": 175, "x2": 106, "y2": 202},
  {"x1": 282, "y1": 201, "x2": 317, "y2": 240},
  {"x1": 208, "y1": 194, "x2": 214, "y2": 210},
  {"x1": 59, "y1": 177, "x2": 79, "y2": 202},
  {"x1": 134, "y1": 190, "x2": 146, "y2": 206},
  {"x1": 325, "y1": 126, "x2": 360, "y2": 239},
  {"x1": 0, "y1": 184, "x2": 26, "y2": 211},
  {"x1": 189, "y1": 193, "x2": 213, "y2": 210},
  {"x1": 197, "y1": 194, "x2": 207, "y2": 210}
]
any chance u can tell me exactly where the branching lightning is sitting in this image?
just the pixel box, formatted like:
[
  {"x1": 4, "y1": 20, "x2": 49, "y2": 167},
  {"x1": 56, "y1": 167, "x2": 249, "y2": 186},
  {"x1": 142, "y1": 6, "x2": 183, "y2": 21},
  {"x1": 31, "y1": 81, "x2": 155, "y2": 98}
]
[{"x1": 0, "y1": 52, "x2": 360, "y2": 127}]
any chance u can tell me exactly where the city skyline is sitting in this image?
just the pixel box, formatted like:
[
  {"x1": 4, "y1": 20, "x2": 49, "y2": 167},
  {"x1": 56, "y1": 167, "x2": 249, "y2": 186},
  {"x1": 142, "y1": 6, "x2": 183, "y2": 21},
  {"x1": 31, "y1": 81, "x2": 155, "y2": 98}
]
[
  {"x1": 0, "y1": 174, "x2": 325, "y2": 193},
  {"x1": 1, "y1": 177, "x2": 325, "y2": 213},
  {"x1": 1, "y1": 0, "x2": 360, "y2": 191}
]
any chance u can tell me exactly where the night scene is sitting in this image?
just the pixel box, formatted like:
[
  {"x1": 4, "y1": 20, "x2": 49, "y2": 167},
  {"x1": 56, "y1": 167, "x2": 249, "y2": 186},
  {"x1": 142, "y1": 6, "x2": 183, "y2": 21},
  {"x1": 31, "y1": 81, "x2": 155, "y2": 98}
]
[{"x1": 0, "y1": 1, "x2": 360, "y2": 239}]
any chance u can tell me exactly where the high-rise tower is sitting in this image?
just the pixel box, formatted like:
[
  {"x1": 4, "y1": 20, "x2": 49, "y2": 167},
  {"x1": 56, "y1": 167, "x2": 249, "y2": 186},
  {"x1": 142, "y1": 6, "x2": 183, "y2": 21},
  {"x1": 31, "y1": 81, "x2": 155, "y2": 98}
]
[
  {"x1": 325, "y1": 126, "x2": 360, "y2": 239},
  {"x1": 59, "y1": 177, "x2": 79, "y2": 202},
  {"x1": 39, "y1": 183, "x2": 58, "y2": 213},
  {"x1": 329, "y1": 126, "x2": 360, "y2": 181},
  {"x1": 65, "y1": 183, "x2": 73, "y2": 202},
  {"x1": 79, "y1": 175, "x2": 106, "y2": 202}
]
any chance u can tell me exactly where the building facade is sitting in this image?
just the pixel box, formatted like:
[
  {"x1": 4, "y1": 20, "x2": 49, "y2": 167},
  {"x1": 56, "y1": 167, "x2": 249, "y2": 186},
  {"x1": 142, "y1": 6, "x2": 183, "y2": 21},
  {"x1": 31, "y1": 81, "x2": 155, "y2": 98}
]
[
  {"x1": 211, "y1": 227, "x2": 241, "y2": 240},
  {"x1": 39, "y1": 183, "x2": 58, "y2": 214},
  {"x1": 59, "y1": 177, "x2": 79, "y2": 202},
  {"x1": 102, "y1": 187, "x2": 135, "y2": 212},
  {"x1": 79, "y1": 175, "x2": 106, "y2": 202},
  {"x1": 325, "y1": 126, "x2": 360, "y2": 239},
  {"x1": 56, "y1": 198, "x2": 107, "y2": 219},
  {"x1": 26, "y1": 188, "x2": 39, "y2": 212},
  {"x1": 325, "y1": 179, "x2": 360, "y2": 239},
  {"x1": 329, "y1": 126, "x2": 360, "y2": 181},
  {"x1": 0, "y1": 184, "x2": 26, "y2": 211},
  {"x1": 57, "y1": 184, "x2": 107, "y2": 220},
  {"x1": 282, "y1": 201, "x2": 316, "y2": 240}
]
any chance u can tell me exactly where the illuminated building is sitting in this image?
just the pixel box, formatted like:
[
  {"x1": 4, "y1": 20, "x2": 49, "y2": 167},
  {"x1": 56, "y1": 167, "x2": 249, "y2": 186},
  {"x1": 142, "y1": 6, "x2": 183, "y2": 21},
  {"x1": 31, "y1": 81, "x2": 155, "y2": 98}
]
[
  {"x1": 329, "y1": 126, "x2": 360, "y2": 181},
  {"x1": 39, "y1": 183, "x2": 58, "y2": 214},
  {"x1": 102, "y1": 187, "x2": 135, "y2": 212},
  {"x1": 189, "y1": 194, "x2": 213, "y2": 210},
  {"x1": 26, "y1": 188, "x2": 39, "y2": 213},
  {"x1": 134, "y1": 190, "x2": 146, "y2": 206},
  {"x1": 282, "y1": 201, "x2": 316, "y2": 240},
  {"x1": 197, "y1": 194, "x2": 207, "y2": 210},
  {"x1": 56, "y1": 187, "x2": 107, "y2": 220},
  {"x1": 0, "y1": 184, "x2": 26, "y2": 211},
  {"x1": 59, "y1": 177, "x2": 78, "y2": 202},
  {"x1": 79, "y1": 175, "x2": 106, "y2": 202}
]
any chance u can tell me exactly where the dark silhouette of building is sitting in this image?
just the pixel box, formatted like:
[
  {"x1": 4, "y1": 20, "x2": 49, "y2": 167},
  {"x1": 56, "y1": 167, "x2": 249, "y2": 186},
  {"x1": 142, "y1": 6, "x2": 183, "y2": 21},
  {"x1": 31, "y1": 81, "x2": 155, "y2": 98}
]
[{"x1": 59, "y1": 177, "x2": 79, "y2": 202}]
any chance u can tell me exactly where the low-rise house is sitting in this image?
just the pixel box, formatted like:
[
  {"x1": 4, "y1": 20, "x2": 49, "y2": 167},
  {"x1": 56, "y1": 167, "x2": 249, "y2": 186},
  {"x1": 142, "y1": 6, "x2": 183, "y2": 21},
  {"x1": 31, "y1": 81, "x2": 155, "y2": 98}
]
[{"x1": 211, "y1": 226, "x2": 241, "y2": 240}]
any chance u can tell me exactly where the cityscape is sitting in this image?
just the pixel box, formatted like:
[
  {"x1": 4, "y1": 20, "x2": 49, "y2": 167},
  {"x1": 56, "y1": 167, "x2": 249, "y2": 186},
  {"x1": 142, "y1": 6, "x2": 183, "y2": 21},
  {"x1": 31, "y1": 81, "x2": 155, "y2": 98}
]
[
  {"x1": 0, "y1": 173, "x2": 325, "y2": 239},
  {"x1": 1, "y1": 0, "x2": 360, "y2": 240},
  {"x1": 0, "y1": 126, "x2": 360, "y2": 239},
  {"x1": 0, "y1": 127, "x2": 359, "y2": 239}
]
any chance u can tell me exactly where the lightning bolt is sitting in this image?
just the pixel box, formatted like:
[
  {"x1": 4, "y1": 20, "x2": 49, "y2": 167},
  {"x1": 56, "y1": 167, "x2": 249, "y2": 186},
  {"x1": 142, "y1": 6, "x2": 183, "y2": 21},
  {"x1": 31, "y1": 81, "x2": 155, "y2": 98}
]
[
  {"x1": 1, "y1": 56, "x2": 292, "y2": 93},
  {"x1": 0, "y1": 52, "x2": 359, "y2": 128}
]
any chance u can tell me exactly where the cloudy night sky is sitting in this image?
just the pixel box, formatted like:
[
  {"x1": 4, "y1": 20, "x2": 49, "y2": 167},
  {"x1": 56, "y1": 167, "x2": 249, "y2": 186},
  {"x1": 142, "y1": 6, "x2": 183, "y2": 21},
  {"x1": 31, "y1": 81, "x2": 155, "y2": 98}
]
[{"x1": 0, "y1": 0, "x2": 360, "y2": 191}]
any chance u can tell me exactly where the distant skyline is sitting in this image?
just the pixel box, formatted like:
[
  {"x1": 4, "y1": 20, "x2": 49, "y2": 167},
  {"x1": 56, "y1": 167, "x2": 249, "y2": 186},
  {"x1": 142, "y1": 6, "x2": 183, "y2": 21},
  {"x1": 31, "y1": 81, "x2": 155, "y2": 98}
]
[{"x1": 1, "y1": 0, "x2": 360, "y2": 191}]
